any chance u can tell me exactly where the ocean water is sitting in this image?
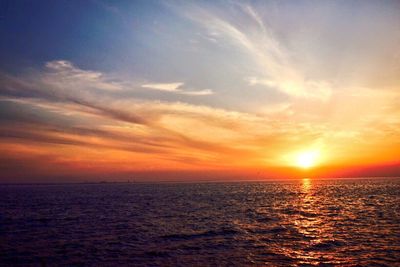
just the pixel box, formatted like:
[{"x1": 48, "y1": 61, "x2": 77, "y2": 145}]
[{"x1": 1, "y1": 178, "x2": 400, "y2": 266}]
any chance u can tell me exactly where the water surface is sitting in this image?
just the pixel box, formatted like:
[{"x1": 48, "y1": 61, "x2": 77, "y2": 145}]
[{"x1": 1, "y1": 178, "x2": 400, "y2": 266}]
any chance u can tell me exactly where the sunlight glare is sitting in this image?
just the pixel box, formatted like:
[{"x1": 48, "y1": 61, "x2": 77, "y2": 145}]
[{"x1": 296, "y1": 151, "x2": 318, "y2": 169}]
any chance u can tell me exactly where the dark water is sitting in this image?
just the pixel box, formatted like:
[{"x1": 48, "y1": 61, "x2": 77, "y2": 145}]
[{"x1": 1, "y1": 179, "x2": 400, "y2": 266}]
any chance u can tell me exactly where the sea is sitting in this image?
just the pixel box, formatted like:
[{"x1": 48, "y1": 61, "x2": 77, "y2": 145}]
[{"x1": 1, "y1": 178, "x2": 399, "y2": 266}]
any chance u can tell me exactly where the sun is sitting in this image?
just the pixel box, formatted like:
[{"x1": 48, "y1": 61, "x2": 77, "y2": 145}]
[{"x1": 296, "y1": 151, "x2": 318, "y2": 169}]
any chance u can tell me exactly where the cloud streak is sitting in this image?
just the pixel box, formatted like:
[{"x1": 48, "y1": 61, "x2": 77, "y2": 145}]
[
  {"x1": 142, "y1": 82, "x2": 184, "y2": 91},
  {"x1": 1, "y1": 57, "x2": 399, "y2": 181},
  {"x1": 0, "y1": 61, "x2": 322, "y2": 172},
  {"x1": 142, "y1": 82, "x2": 213, "y2": 95},
  {"x1": 172, "y1": 2, "x2": 333, "y2": 100}
]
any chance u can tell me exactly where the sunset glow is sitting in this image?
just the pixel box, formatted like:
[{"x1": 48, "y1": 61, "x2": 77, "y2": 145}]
[{"x1": 0, "y1": 1, "x2": 400, "y2": 182}]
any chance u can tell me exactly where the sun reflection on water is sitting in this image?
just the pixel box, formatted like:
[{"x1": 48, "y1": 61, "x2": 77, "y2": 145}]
[
  {"x1": 302, "y1": 178, "x2": 311, "y2": 192},
  {"x1": 289, "y1": 178, "x2": 339, "y2": 265}
]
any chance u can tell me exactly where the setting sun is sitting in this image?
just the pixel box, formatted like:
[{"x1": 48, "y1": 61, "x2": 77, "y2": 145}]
[{"x1": 296, "y1": 151, "x2": 319, "y2": 169}]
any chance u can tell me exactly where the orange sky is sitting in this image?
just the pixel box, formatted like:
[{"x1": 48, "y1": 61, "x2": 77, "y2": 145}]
[{"x1": 1, "y1": 1, "x2": 400, "y2": 182}]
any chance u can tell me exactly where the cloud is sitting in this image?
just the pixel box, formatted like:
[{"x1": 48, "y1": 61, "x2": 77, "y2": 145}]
[
  {"x1": 1, "y1": 58, "x2": 399, "y2": 181},
  {"x1": 45, "y1": 60, "x2": 124, "y2": 91},
  {"x1": 142, "y1": 82, "x2": 183, "y2": 91},
  {"x1": 142, "y1": 82, "x2": 213, "y2": 95},
  {"x1": 179, "y1": 89, "x2": 213, "y2": 96},
  {"x1": 172, "y1": 2, "x2": 332, "y2": 101},
  {"x1": 247, "y1": 77, "x2": 332, "y2": 101},
  {"x1": 0, "y1": 62, "x2": 308, "y2": 167}
]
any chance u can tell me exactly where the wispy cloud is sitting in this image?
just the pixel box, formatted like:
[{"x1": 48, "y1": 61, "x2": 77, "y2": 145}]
[
  {"x1": 172, "y1": 2, "x2": 332, "y2": 101},
  {"x1": 0, "y1": 61, "x2": 318, "y2": 170},
  {"x1": 180, "y1": 89, "x2": 213, "y2": 96},
  {"x1": 1, "y1": 57, "x2": 399, "y2": 180},
  {"x1": 142, "y1": 82, "x2": 213, "y2": 95},
  {"x1": 45, "y1": 60, "x2": 124, "y2": 91},
  {"x1": 142, "y1": 82, "x2": 183, "y2": 92}
]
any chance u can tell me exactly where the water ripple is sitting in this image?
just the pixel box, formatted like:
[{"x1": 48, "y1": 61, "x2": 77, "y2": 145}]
[{"x1": 1, "y1": 178, "x2": 400, "y2": 266}]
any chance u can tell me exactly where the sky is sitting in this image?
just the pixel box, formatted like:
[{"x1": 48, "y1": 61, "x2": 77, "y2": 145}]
[{"x1": 0, "y1": 0, "x2": 400, "y2": 182}]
